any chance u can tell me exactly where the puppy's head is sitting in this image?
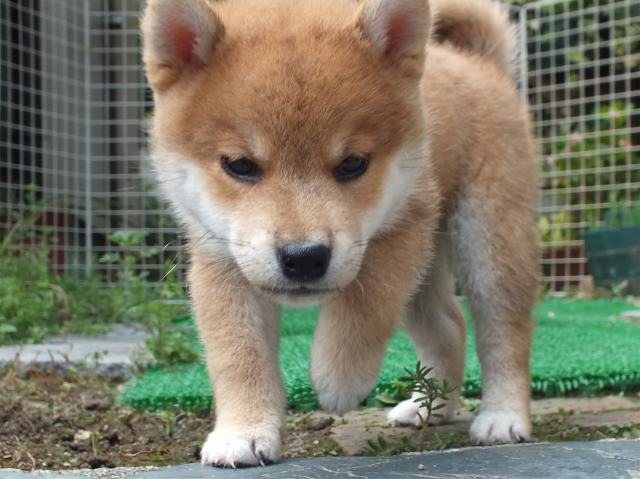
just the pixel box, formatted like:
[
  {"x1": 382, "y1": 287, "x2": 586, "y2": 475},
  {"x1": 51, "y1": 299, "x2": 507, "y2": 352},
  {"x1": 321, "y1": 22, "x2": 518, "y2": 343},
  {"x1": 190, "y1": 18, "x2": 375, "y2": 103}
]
[{"x1": 142, "y1": 0, "x2": 432, "y2": 305}]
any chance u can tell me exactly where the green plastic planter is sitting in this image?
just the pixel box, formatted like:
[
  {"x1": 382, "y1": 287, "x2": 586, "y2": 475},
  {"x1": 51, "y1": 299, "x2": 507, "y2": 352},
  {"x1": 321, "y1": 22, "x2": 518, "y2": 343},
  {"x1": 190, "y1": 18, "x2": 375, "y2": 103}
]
[{"x1": 584, "y1": 225, "x2": 640, "y2": 294}]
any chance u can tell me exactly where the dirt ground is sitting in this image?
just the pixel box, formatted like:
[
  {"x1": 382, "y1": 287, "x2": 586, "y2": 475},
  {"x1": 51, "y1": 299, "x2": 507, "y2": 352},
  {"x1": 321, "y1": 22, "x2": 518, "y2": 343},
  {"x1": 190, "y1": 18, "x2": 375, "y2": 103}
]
[
  {"x1": 0, "y1": 367, "x2": 343, "y2": 471},
  {"x1": 1, "y1": 367, "x2": 639, "y2": 471}
]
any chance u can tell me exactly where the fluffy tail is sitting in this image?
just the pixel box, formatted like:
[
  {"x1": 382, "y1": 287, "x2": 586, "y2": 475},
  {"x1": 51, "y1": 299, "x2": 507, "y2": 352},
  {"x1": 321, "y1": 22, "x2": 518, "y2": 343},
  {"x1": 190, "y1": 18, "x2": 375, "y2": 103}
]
[{"x1": 429, "y1": 0, "x2": 517, "y2": 74}]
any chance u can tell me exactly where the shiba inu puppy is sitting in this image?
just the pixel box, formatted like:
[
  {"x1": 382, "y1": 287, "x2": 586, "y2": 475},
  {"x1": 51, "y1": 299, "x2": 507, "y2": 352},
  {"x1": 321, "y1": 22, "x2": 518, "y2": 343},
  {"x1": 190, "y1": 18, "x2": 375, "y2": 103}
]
[{"x1": 142, "y1": 0, "x2": 537, "y2": 468}]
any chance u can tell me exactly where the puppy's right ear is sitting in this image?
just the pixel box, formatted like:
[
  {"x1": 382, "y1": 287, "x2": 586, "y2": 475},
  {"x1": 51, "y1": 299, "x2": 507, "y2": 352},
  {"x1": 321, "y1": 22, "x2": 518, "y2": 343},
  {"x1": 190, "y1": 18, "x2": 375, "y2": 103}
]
[
  {"x1": 356, "y1": 0, "x2": 430, "y2": 79},
  {"x1": 141, "y1": 0, "x2": 223, "y2": 91}
]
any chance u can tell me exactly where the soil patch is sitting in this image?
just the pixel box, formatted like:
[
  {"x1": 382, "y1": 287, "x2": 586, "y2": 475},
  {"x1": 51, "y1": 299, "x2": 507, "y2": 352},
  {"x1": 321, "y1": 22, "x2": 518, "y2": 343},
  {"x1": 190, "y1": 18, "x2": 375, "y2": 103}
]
[
  {"x1": 0, "y1": 368, "x2": 337, "y2": 471},
  {"x1": 1, "y1": 367, "x2": 639, "y2": 471}
]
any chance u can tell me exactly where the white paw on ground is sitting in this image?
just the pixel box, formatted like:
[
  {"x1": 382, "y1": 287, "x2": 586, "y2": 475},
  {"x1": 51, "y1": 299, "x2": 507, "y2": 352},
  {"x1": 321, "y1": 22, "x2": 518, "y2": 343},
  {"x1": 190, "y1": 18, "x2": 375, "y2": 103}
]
[
  {"x1": 470, "y1": 410, "x2": 531, "y2": 444},
  {"x1": 387, "y1": 397, "x2": 452, "y2": 427},
  {"x1": 315, "y1": 384, "x2": 372, "y2": 416},
  {"x1": 200, "y1": 425, "x2": 282, "y2": 468},
  {"x1": 312, "y1": 370, "x2": 375, "y2": 416}
]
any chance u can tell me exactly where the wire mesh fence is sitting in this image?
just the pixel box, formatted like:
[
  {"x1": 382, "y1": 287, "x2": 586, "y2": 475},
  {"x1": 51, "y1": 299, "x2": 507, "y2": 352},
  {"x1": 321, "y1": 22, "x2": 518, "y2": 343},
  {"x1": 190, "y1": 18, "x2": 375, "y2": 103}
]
[
  {"x1": 1, "y1": 0, "x2": 639, "y2": 292},
  {"x1": 524, "y1": 0, "x2": 640, "y2": 291},
  {"x1": 1, "y1": 0, "x2": 185, "y2": 284}
]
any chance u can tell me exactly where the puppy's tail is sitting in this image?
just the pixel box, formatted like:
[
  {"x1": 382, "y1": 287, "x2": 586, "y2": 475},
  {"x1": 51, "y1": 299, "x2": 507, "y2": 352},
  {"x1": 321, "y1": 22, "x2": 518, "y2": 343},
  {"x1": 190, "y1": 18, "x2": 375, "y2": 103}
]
[{"x1": 429, "y1": 0, "x2": 517, "y2": 74}]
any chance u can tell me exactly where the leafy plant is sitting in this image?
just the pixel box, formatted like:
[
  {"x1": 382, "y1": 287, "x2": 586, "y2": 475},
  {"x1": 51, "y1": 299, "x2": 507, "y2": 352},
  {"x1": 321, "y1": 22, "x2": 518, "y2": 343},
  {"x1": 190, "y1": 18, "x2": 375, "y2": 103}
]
[
  {"x1": 537, "y1": 212, "x2": 573, "y2": 245},
  {"x1": 525, "y1": 0, "x2": 640, "y2": 249},
  {"x1": 97, "y1": 230, "x2": 196, "y2": 366},
  {"x1": 145, "y1": 328, "x2": 199, "y2": 366},
  {"x1": 375, "y1": 379, "x2": 412, "y2": 406},
  {"x1": 400, "y1": 361, "x2": 456, "y2": 429},
  {"x1": 539, "y1": 102, "x2": 639, "y2": 246},
  {"x1": 0, "y1": 212, "x2": 194, "y2": 367},
  {"x1": 362, "y1": 435, "x2": 414, "y2": 456},
  {"x1": 0, "y1": 196, "x2": 98, "y2": 343},
  {"x1": 596, "y1": 202, "x2": 640, "y2": 230},
  {"x1": 363, "y1": 361, "x2": 456, "y2": 456}
]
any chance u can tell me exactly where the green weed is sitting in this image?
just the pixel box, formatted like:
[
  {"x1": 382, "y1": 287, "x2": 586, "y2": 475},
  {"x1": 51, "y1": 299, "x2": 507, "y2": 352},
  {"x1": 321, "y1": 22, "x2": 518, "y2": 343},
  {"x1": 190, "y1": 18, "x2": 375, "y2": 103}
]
[
  {"x1": 0, "y1": 206, "x2": 195, "y2": 366},
  {"x1": 363, "y1": 361, "x2": 457, "y2": 455}
]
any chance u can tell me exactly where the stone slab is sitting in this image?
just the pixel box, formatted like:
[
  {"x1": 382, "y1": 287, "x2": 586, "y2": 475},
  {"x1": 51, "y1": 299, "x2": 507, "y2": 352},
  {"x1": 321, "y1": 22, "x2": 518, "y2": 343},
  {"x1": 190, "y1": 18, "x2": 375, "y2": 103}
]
[
  {"x1": 302, "y1": 396, "x2": 640, "y2": 455},
  {"x1": 622, "y1": 310, "x2": 640, "y2": 321},
  {"x1": 2, "y1": 439, "x2": 639, "y2": 479},
  {"x1": 0, "y1": 325, "x2": 150, "y2": 378}
]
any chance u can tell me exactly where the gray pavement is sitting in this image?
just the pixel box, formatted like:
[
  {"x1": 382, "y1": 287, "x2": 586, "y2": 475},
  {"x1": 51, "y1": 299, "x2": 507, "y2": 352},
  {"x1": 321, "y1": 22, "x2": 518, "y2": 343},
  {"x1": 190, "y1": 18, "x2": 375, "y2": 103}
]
[
  {"x1": 622, "y1": 310, "x2": 640, "y2": 321},
  {"x1": 0, "y1": 325, "x2": 150, "y2": 378},
  {"x1": 2, "y1": 440, "x2": 639, "y2": 479}
]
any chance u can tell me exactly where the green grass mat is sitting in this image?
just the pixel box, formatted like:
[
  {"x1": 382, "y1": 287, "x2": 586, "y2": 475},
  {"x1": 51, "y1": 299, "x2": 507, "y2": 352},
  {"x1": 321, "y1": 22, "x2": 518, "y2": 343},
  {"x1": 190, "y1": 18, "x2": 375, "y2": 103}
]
[{"x1": 119, "y1": 299, "x2": 640, "y2": 411}]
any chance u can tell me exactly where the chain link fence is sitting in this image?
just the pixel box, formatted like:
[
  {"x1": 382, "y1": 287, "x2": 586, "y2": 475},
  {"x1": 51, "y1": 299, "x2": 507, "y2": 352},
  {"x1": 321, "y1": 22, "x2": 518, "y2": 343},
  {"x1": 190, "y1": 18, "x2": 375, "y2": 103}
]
[{"x1": 1, "y1": 0, "x2": 639, "y2": 291}]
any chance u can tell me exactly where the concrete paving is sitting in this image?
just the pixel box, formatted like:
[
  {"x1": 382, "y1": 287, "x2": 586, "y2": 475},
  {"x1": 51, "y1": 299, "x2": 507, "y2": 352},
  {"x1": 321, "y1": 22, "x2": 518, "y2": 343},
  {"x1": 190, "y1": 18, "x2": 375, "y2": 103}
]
[
  {"x1": 2, "y1": 440, "x2": 639, "y2": 479},
  {"x1": 0, "y1": 325, "x2": 150, "y2": 378}
]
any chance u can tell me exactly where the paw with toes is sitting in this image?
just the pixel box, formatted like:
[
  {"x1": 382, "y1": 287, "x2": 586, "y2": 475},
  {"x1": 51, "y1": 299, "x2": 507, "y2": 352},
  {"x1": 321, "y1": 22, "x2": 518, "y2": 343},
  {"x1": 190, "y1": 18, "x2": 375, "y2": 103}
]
[
  {"x1": 470, "y1": 410, "x2": 531, "y2": 445},
  {"x1": 387, "y1": 397, "x2": 453, "y2": 427},
  {"x1": 312, "y1": 368, "x2": 376, "y2": 415},
  {"x1": 200, "y1": 424, "x2": 282, "y2": 468}
]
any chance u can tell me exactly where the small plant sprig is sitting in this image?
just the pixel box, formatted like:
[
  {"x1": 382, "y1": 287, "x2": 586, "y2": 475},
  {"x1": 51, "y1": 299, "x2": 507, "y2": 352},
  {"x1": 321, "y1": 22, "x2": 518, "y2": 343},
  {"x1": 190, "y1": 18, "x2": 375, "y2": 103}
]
[
  {"x1": 400, "y1": 361, "x2": 456, "y2": 451},
  {"x1": 400, "y1": 360, "x2": 456, "y2": 427},
  {"x1": 362, "y1": 361, "x2": 457, "y2": 456}
]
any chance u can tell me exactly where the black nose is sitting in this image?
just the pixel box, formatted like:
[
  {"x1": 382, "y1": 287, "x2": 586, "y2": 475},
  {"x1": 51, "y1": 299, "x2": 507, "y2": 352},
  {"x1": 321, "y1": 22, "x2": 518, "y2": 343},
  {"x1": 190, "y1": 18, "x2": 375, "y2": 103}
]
[{"x1": 277, "y1": 243, "x2": 331, "y2": 282}]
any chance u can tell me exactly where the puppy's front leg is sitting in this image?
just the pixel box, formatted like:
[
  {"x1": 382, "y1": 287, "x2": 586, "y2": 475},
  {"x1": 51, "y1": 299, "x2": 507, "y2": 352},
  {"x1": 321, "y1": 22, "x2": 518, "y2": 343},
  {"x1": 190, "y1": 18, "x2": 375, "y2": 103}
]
[
  {"x1": 311, "y1": 289, "x2": 398, "y2": 414},
  {"x1": 190, "y1": 255, "x2": 285, "y2": 467},
  {"x1": 311, "y1": 216, "x2": 432, "y2": 415}
]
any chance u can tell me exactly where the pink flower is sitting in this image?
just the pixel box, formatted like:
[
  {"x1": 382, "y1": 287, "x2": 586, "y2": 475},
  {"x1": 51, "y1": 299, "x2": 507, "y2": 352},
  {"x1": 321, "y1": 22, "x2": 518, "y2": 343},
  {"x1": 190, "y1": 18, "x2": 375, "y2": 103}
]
[
  {"x1": 570, "y1": 132, "x2": 582, "y2": 145},
  {"x1": 545, "y1": 155, "x2": 557, "y2": 167},
  {"x1": 619, "y1": 138, "x2": 630, "y2": 149}
]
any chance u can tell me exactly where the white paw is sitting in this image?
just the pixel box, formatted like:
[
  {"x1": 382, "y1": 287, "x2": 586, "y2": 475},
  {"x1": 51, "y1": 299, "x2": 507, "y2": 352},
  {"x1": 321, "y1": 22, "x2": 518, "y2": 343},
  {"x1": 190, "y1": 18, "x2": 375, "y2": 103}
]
[
  {"x1": 470, "y1": 410, "x2": 531, "y2": 444},
  {"x1": 388, "y1": 398, "x2": 423, "y2": 426},
  {"x1": 315, "y1": 382, "x2": 373, "y2": 415},
  {"x1": 387, "y1": 397, "x2": 452, "y2": 427},
  {"x1": 311, "y1": 362, "x2": 376, "y2": 415},
  {"x1": 200, "y1": 424, "x2": 282, "y2": 468},
  {"x1": 313, "y1": 375, "x2": 375, "y2": 415}
]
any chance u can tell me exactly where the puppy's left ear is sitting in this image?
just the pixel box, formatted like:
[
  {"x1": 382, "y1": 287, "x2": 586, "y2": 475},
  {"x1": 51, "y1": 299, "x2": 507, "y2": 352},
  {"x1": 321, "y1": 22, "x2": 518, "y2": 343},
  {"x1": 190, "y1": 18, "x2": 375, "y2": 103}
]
[
  {"x1": 356, "y1": 0, "x2": 430, "y2": 77},
  {"x1": 141, "y1": 0, "x2": 224, "y2": 91}
]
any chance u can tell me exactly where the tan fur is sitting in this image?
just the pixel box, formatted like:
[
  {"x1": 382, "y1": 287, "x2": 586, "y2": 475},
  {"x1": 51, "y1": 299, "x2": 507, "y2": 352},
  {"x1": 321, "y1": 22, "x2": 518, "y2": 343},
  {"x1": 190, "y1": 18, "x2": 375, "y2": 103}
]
[
  {"x1": 142, "y1": 0, "x2": 537, "y2": 467},
  {"x1": 430, "y1": 0, "x2": 517, "y2": 74}
]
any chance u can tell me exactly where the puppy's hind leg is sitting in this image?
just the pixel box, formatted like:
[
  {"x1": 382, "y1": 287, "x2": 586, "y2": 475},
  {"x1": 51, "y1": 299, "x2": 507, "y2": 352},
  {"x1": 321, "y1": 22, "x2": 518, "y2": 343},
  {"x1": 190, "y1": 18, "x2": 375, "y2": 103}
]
[
  {"x1": 451, "y1": 195, "x2": 537, "y2": 444},
  {"x1": 388, "y1": 239, "x2": 466, "y2": 427}
]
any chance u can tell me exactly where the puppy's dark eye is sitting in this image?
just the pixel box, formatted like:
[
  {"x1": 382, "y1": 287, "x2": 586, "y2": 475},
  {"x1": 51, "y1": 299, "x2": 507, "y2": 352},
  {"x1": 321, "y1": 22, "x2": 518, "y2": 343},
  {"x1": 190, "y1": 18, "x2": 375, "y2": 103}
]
[
  {"x1": 221, "y1": 156, "x2": 262, "y2": 183},
  {"x1": 334, "y1": 155, "x2": 369, "y2": 182}
]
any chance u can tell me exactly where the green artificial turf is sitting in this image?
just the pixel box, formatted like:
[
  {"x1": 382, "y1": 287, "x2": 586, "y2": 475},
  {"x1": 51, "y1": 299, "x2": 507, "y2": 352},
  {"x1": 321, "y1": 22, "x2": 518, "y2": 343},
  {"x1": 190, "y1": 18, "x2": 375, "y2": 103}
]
[{"x1": 119, "y1": 299, "x2": 640, "y2": 411}]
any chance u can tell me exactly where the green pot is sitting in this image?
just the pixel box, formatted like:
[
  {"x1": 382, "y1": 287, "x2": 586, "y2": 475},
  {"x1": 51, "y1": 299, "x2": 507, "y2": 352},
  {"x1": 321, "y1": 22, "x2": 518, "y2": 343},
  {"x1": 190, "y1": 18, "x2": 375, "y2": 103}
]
[{"x1": 584, "y1": 225, "x2": 640, "y2": 294}]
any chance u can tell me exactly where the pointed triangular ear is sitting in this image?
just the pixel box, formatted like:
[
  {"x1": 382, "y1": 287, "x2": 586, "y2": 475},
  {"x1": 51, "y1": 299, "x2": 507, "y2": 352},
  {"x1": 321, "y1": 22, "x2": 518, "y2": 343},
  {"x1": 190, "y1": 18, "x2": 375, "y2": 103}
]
[
  {"x1": 357, "y1": 0, "x2": 430, "y2": 76},
  {"x1": 141, "y1": 0, "x2": 224, "y2": 91}
]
